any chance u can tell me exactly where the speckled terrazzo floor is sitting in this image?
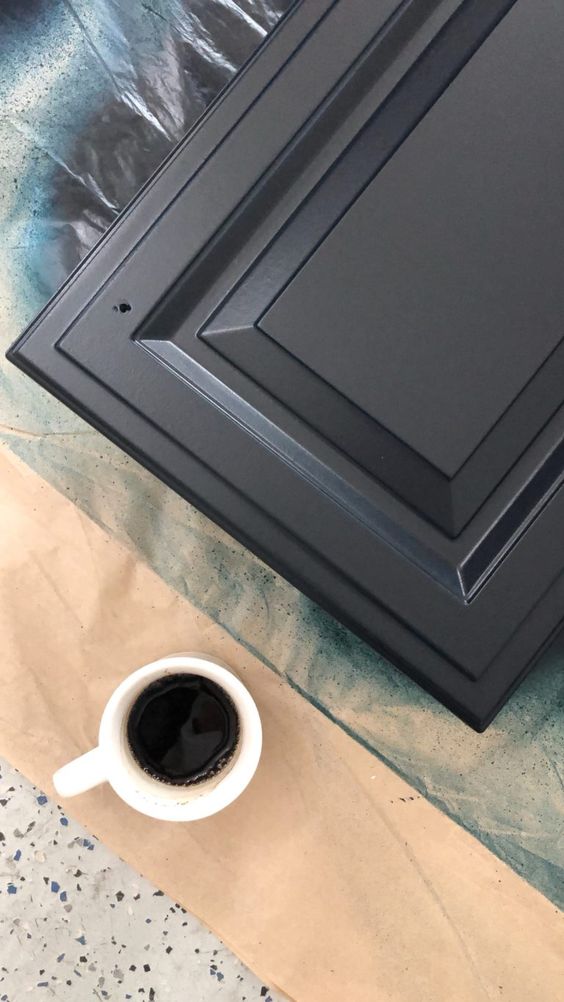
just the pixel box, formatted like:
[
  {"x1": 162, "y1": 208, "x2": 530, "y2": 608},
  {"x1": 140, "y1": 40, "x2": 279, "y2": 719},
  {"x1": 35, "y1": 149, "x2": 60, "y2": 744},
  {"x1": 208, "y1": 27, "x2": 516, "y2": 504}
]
[{"x1": 0, "y1": 757, "x2": 283, "y2": 1002}]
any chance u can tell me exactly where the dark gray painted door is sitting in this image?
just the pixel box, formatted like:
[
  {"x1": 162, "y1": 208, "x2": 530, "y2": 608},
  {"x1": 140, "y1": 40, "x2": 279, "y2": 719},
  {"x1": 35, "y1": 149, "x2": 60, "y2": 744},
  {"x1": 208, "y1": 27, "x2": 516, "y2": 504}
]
[{"x1": 9, "y1": 0, "x2": 564, "y2": 728}]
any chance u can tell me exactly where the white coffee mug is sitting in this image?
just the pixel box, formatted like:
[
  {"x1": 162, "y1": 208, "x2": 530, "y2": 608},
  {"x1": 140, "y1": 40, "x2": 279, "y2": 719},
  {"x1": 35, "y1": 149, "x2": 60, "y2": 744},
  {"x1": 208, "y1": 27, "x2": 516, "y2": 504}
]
[{"x1": 53, "y1": 653, "x2": 262, "y2": 821}]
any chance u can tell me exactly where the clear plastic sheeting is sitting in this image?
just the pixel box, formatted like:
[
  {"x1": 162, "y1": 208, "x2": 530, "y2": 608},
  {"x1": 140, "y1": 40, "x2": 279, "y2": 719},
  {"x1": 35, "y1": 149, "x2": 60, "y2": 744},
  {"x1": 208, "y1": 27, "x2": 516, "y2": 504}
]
[{"x1": 0, "y1": 0, "x2": 292, "y2": 303}]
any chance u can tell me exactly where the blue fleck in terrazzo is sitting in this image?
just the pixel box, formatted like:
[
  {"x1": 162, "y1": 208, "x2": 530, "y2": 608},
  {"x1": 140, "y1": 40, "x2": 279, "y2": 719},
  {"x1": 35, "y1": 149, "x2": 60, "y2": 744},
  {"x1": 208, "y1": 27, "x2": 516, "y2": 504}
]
[
  {"x1": 0, "y1": 0, "x2": 562, "y2": 915},
  {"x1": 0, "y1": 757, "x2": 282, "y2": 1002}
]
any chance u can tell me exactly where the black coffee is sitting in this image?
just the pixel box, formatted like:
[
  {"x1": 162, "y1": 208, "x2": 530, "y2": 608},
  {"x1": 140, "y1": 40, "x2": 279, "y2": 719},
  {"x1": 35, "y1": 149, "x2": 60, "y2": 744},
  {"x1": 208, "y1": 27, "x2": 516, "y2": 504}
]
[{"x1": 127, "y1": 674, "x2": 239, "y2": 786}]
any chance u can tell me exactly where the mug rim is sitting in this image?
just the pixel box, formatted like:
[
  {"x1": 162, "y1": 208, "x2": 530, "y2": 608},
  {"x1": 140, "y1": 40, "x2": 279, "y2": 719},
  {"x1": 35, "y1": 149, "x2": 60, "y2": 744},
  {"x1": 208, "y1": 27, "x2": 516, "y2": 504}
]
[{"x1": 98, "y1": 654, "x2": 262, "y2": 821}]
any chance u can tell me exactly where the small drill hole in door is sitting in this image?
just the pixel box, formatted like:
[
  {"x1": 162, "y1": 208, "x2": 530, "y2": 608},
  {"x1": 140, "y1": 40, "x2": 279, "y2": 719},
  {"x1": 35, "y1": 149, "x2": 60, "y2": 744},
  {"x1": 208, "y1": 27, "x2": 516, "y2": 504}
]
[{"x1": 113, "y1": 302, "x2": 131, "y2": 314}]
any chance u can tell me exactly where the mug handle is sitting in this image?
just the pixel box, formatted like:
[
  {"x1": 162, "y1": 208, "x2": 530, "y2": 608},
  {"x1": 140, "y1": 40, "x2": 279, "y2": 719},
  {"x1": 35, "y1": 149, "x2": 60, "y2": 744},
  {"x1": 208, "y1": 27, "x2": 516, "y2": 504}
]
[{"x1": 53, "y1": 747, "x2": 107, "y2": 798}]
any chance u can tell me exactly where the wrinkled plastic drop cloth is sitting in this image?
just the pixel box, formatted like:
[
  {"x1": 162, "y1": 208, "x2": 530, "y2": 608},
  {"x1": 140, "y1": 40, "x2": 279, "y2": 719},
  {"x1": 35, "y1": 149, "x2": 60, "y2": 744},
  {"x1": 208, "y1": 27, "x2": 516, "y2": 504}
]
[
  {"x1": 0, "y1": 0, "x2": 289, "y2": 305},
  {"x1": 0, "y1": 1, "x2": 562, "y2": 910}
]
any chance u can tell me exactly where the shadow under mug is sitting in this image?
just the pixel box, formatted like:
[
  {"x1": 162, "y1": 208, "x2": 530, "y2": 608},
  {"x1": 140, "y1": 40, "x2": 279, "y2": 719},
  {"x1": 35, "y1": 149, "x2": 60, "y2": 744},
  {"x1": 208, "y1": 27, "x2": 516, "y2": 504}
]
[{"x1": 53, "y1": 654, "x2": 263, "y2": 821}]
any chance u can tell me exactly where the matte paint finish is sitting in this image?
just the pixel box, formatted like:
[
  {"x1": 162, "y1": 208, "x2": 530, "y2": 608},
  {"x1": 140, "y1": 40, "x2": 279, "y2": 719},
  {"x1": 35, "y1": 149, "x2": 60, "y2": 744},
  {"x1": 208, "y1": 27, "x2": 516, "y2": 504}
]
[
  {"x1": 264, "y1": 5, "x2": 564, "y2": 475},
  {"x1": 8, "y1": 0, "x2": 564, "y2": 729}
]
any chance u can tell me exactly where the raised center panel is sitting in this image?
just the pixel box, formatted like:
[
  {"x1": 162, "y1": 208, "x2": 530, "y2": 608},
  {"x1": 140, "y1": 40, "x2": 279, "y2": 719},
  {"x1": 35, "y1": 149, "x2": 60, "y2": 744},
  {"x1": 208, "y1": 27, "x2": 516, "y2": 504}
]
[
  {"x1": 261, "y1": 4, "x2": 564, "y2": 476},
  {"x1": 204, "y1": 0, "x2": 564, "y2": 536}
]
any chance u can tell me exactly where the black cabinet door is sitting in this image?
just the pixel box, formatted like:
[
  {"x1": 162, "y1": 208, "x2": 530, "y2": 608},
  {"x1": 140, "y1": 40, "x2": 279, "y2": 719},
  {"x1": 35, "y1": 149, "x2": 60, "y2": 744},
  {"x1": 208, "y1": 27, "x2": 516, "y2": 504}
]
[{"x1": 9, "y1": 0, "x2": 564, "y2": 728}]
